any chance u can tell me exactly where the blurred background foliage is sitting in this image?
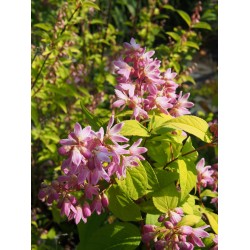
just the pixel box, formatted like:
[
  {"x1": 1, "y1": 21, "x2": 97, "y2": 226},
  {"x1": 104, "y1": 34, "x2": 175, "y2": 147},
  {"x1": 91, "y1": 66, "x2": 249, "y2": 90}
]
[{"x1": 31, "y1": 0, "x2": 217, "y2": 249}]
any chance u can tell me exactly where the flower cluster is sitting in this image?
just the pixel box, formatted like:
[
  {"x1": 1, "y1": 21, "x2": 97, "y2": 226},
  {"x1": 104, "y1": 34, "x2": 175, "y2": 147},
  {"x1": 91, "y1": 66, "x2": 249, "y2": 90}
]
[
  {"x1": 142, "y1": 207, "x2": 210, "y2": 250},
  {"x1": 112, "y1": 38, "x2": 194, "y2": 120},
  {"x1": 38, "y1": 116, "x2": 147, "y2": 224},
  {"x1": 196, "y1": 158, "x2": 215, "y2": 192},
  {"x1": 196, "y1": 158, "x2": 218, "y2": 208}
]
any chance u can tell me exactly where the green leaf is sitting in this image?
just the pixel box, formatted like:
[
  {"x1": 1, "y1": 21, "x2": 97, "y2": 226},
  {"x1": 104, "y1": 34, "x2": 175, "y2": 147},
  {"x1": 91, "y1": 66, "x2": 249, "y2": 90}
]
[
  {"x1": 192, "y1": 21, "x2": 212, "y2": 30},
  {"x1": 77, "y1": 213, "x2": 107, "y2": 249},
  {"x1": 106, "y1": 185, "x2": 142, "y2": 221},
  {"x1": 200, "y1": 189, "x2": 218, "y2": 198},
  {"x1": 51, "y1": 204, "x2": 62, "y2": 224},
  {"x1": 31, "y1": 103, "x2": 39, "y2": 127},
  {"x1": 169, "y1": 61, "x2": 180, "y2": 73},
  {"x1": 181, "y1": 201, "x2": 194, "y2": 215},
  {"x1": 83, "y1": 222, "x2": 141, "y2": 250},
  {"x1": 177, "y1": 214, "x2": 201, "y2": 227},
  {"x1": 80, "y1": 102, "x2": 103, "y2": 131},
  {"x1": 141, "y1": 161, "x2": 159, "y2": 190},
  {"x1": 149, "y1": 112, "x2": 173, "y2": 133},
  {"x1": 42, "y1": 134, "x2": 60, "y2": 143},
  {"x1": 203, "y1": 210, "x2": 218, "y2": 234},
  {"x1": 139, "y1": 199, "x2": 160, "y2": 214},
  {"x1": 146, "y1": 214, "x2": 161, "y2": 226},
  {"x1": 166, "y1": 32, "x2": 181, "y2": 41},
  {"x1": 178, "y1": 159, "x2": 197, "y2": 202},
  {"x1": 178, "y1": 159, "x2": 196, "y2": 202},
  {"x1": 152, "y1": 183, "x2": 180, "y2": 213},
  {"x1": 82, "y1": 1, "x2": 100, "y2": 11},
  {"x1": 162, "y1": 115, "x2": 213, "y2": 142},
  {"x1": 33, "y1": 23, "x2": 53, "y2": 31},
  {"x1": 176, "y1": 10, "x2": 191, "y2": 26},
  {"x1": 117, "y1": 162, "x2": 148, "y2": 200},
  {"x1": 146, "y1": 141, "x2": 170, "y2": 166},
  {"x1": 162, "y1": 4, "x2": 175, "y2": 11},
  {"x1": 120, "y1": 120, "x2": 150, "y2": 137},
  {"x1": 181, "y1": 136, "x2": 198, "y2": 162},
  {"x1": 57, "y1": 100, "x2": 67, "y2": 113},
  {"x1": 46, "y1": 143, "x2": 57, "y2": 153},
  {"x1": 185, "y1": 41, "x2": 199, "y2": 50}
]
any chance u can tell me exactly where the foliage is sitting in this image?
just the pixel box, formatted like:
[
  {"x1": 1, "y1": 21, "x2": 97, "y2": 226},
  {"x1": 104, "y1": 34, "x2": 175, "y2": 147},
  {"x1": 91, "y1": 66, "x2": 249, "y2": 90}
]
[{"x1": 31, "y1": 0, "x2": 218, "y2": 249}]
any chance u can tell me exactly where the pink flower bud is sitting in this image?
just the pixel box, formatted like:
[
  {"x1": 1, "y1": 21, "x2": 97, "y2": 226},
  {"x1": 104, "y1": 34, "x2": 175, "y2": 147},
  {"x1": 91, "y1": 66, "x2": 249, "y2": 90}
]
[
  {"x1": 143, "y1": 225, "x2": 156, "y2": 233},
  {"x1": 82, "y1": 202, "x2": 91, "y2": 217},
  {"x1": 169, "y1": 211, "x2": 182, "y2": 225},
  {"x1": 101, "y1": 194, "x2": 109, "y2": 207},
  {"x1": 174, "y1": 207, "x2": 184, "y2": 216},
  {"x1": 164, "y1": 221, "x2": 174, "y2": 229},
  {"x1": 158, "y1": 214, "x2": 165, "y2": 222}
]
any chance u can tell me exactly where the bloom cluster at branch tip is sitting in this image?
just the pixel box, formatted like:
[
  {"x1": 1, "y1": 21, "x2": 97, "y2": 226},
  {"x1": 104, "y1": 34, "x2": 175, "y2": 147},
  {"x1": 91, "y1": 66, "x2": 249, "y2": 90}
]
[
  {"x1": 142, "y1": 207, "x2": 210, "y2": 250},
  {"x1": 38, "y1": 115, "x2": 147, "y2": 224},
  {"x1": 196, "y1": 158, "x2": 214, "y2": 191},
  {"x1": 196, "y1": 158, "x2": 218, "y2": 208},
  {"x1": 112, "y1": 38, "x2": 194, "y2": 120}
]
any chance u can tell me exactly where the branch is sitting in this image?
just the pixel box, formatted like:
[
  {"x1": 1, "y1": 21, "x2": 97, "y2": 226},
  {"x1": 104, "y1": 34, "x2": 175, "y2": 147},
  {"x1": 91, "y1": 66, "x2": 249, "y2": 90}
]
[
  {"x1": 163, "y1": 139, "x2": 217, "y2": 169},
  {"x1": 31, "y1": 5, "x2": 80, "y2": 89}
]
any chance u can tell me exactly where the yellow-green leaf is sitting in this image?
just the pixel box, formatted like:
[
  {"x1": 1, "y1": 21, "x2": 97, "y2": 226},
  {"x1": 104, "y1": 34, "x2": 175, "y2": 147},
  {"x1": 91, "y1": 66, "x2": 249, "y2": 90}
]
[
  {"x1": 162, "y1": 115, "x2": 213, "y2": 142},
  {"x1": 120, "y1": 120, "x2": 150, "y2": 137},
  {"x1": 176, "y1": 10, "x2": 191, "y2": 26}
]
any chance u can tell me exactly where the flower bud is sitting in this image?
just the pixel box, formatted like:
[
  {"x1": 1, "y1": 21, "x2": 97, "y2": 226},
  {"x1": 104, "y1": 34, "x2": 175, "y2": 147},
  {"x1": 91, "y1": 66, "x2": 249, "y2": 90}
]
[
  {"x1": 164, "y1": 221, "x2": 174, "y2": 229},
  {"x1": 101, "y1": 194, "x2": 109, "y2": 207},
  {"x1": 82, "y1": 202, "x2": 91, "y2": 217},
  {"x1": 169, "y1": 211, "x2": 182, "y2": 225},
  {"x1": 158, "y1": 214, "x2": 165, "y2": 222},
  {"x1": 143, "y1": 224, "x2": 156, "y2": 233},
  {"x1": 174, "y1": 207, "x2": 183, "y2": 216},
  {"x1": 142, "y1": 232, "x2": 156, "y2": 244}
]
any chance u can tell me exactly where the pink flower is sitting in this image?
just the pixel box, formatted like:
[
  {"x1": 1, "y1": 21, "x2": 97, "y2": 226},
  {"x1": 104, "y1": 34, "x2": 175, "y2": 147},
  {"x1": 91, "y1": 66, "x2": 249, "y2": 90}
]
[
  {"x1": 196, "y1": 158, "x2": 215, "y2": 189},
  {"x1": 105, "y1": 115, "x2": 129, "y2": 144},
  {"x1": 113, "y1": 59, "x2": 132, "y2": 80},
  {"x1": 112, "y1": 38, "x2": 194, "y2": 121},
  {"x1": 170, "y1": 91, "x2": 194, "y2": 117},
  {"x1": 124, "y1": 38, "x2": 142, "y2": 53},
  {"x1": 164, "y1": 68, "x2": 177, "y2": 80},
  {"x1": 74, "y1": 206, "x2": 87, "y2": 224},
  {"x1": 128, "y1": 138, "x2": 147, "y2": 160},
  {"x1": 141, "y1": 208, "x2": 210, "y2": 250}
]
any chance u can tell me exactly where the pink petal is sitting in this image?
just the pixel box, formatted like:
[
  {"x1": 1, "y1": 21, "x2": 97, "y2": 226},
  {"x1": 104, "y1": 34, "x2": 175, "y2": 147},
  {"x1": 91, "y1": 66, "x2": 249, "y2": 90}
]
[
  {"x1": 74, "y1": 123, "x2": 82, "y2": 138},
  {"x1": 114, "y1": 89, "x2": 128, "y2": 100},
  {"x1": 71, "y1": 148, "x2": 82, "y2": 166},
  {"x1": 112, "y1": 99, "x2": 126, "y2": 108}
]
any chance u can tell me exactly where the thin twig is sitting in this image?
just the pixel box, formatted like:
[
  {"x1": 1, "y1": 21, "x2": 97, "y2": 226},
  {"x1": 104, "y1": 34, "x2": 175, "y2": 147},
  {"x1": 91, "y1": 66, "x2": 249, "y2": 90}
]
[
  {"x1": 163, "y1": 140, "x2": 217, "y2": 169},
  {"x1": 31, "y1": 5, "x2": 80, "y2": 89}
]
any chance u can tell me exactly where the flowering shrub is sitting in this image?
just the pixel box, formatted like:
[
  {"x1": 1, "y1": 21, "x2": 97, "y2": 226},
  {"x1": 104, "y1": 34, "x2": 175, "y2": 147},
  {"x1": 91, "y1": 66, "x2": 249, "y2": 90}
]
[
  {"x1": 39, "y1": 116, "x2": 147, "y2": 224},
  {"x1": 32, "y1": 1, "x2": 218, "y2": 249},
  {"x1": 38, "y1": 35, "x2": 218, "y2": 249}
]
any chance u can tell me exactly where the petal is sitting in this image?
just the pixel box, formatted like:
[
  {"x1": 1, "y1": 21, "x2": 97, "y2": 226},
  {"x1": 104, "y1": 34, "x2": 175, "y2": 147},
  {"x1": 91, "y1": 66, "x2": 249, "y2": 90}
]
[
  {"x1": 60, "y1": 138, "x2": 75, "y2": 145},
  {"x1": 114, "y1": 89, "x2": 128, "y2": 100},
  {"x1": 112, "y1": 99, "x2": 126, "y2": 108},
  {"x1": 107, "y1": 115, "x2": 114, "y2": 131},
  {"x1": 196, "y1": 158, "x2": 205, "y2": 171},
  {"x1": 190, "y1": 234, "x2": 205, "y2": 247},
  {"x1": 111, "y1": 134, "x2": 129, "y2": 143},
  {"x1": 71, "y1": 148, "x2": 82, "y2": 166},
  {"x1": 74, "y1": 123, "x2": 82, "y2": 138},
  {"x1": 110, "y1": 122, "x2": 123, "y2": 134}
]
